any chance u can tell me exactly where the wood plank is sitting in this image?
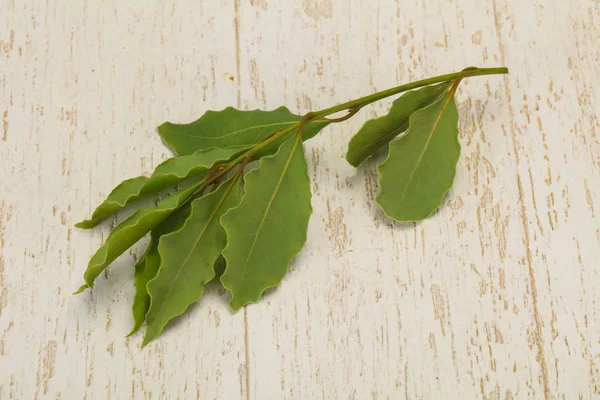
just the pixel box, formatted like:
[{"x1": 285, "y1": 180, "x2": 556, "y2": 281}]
[{"x1": 0, "y1": 0, "x2": 598, "y2": 398}]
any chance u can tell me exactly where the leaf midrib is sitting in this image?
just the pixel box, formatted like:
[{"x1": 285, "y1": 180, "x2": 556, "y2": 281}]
[
  {"x1": 392, "y1": 94, "x2": 454, "y2": 211},
  {"x1": 166, "y1": 121, "x2": 298, "y2": 140},
  {"x1": 240, "y1": 135, "x2": 301, "y2": 281}
]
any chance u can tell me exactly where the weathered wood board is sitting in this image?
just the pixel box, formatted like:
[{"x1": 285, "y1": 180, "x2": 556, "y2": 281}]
[{"x1": 1, "y1": 0, "x2": 599, "y2": 398}]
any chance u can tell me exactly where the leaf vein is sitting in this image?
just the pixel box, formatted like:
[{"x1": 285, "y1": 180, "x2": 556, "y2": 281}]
[
  {"x1": 394, "y1": 94, "x2": 454, "y2": 210},
  {"x1": 166, "y1": 121, "x2": 298, "y2": 140},
  {"x1": 241, "y1": 135, "x2": 301, "y2": 279}
]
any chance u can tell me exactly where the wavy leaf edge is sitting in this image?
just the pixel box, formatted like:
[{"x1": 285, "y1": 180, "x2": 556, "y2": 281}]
[
  {"x1": 76, "y1": 145, "x2": 251, "y2": 229},
  {"x1": 141, "y1": 177, "x2": 242, "y2": 345}
]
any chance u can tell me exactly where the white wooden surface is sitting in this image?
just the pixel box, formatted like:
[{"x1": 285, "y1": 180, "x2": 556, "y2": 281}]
[{"x1": 1, "y1": 0, "x2": 599, "y2": 398}]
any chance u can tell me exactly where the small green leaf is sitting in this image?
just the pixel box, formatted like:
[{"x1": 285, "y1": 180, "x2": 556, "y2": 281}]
[
  {"x1": 346, "y1": 83, "x2": 450, "y2": 167},
  {"x1": 376, "y1": 91, "x2": 460, "y2": 221},
  {"x1": 76, "y1": 146, "x2": 250, "y2": 229},
  {"x1": 158, "y1": 107, "x2": 329, "y2": 157},
  {"x1": 77, "y1": 182, "x2": 200, "y2": 291},
  {"x1": 221, "y1": 134, "x2": 312, "y2": 311},
  {"x1": 128, "y1": 204, "x2": 192, "y2": 337},
  {"x1": 142, "y1": 176, "x2": 242, "y2": 345}
]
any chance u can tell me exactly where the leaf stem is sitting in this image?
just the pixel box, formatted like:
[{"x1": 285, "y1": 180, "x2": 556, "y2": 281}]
[
  {"x1": 308, "y1": 67, "x2": 507, "y2": 120},
  {"x1": 323, "y1": 106, "x2": 362, "y2": 123},
  {"x1": 193, "y1": 66, "x2": 508, "y2": 193}
]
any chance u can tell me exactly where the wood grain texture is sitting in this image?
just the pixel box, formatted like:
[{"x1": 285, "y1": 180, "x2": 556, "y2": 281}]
[{"x1": 1, "y1": 0, "x2": 598, "y2": 398}]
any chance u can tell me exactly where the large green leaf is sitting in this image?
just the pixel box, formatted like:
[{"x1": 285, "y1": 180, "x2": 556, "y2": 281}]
[
  {"x1": 76, "y1": 146, "x2": 250, "y2": 229},
  {"x1": 345, "y1": 83, "x2": 450, "y2": 167},
  {"x1": 376, "y1": 91, "x2": 460, "y2": 221},
  {"x1": 128, "y1": 204, "x2": 192, "y2": 337},
  {"x1": 142, "y1": 176, "x2": 242, "y2": 345},
  {"x1": 75, "y1": 182, "x2": 200, "y2": 293},
  {"x1": 221, "y1": 134, "x2": 312, "y2": 311},
  {"x1": 158, "y1": 106, "x2": 329, "y2": 157}
]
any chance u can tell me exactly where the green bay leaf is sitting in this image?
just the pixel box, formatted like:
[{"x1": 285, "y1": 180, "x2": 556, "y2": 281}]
[
  {"x1": 158, "y1": 106, "x2": 329, "y2": 157},
  {"x1": 76, "y1": 182, "x2": 200, "y2": 292},
  {"x1": 142, "y1": 176, "x2": 242, "y2": 345},
  {"x1": 76, "y1": 146, "x2": 250, "y2": 229},
  {"x1": 128, "y1": 204, "x2": 192, "y2": 337},
  {"x1": 221, "y1": 134, "x2": 312, "y2": 311},
  {"x1": 376, "y1": 91, "x2": 460, "y2": 222},
  {"x1": 346, "y1": 83, "x2": 450, "y2": 167}
]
